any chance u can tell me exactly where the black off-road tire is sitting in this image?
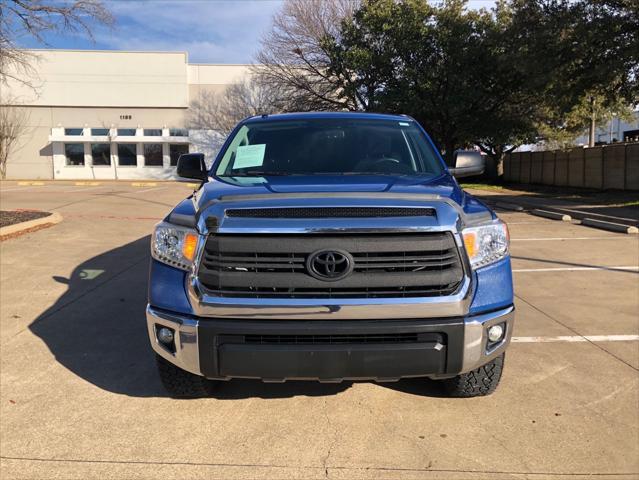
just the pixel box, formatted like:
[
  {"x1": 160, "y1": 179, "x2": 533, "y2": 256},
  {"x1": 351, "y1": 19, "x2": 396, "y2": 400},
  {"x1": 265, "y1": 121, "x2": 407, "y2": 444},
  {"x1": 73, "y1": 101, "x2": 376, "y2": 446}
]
[
  {"x1": 442, "y1": 353, "x2": 505, "y2": 397},
  {"x1": 155, "y1": 354, "x2": 218, "y2": 398}
]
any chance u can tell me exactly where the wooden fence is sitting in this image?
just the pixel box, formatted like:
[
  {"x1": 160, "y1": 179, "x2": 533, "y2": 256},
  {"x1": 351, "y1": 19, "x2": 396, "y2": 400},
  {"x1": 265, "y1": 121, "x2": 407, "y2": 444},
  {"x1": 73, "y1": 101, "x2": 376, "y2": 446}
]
[{"x1": 503, "y1": 143, "x2": 639, "y2": 191}]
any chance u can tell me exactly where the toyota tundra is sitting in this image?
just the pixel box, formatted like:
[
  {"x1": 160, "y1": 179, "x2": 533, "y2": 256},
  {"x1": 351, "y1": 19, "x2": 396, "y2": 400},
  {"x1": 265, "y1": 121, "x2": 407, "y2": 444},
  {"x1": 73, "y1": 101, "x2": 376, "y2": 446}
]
[{"x1": 147, "y1": 112, "x2": 514, "y2": 397}]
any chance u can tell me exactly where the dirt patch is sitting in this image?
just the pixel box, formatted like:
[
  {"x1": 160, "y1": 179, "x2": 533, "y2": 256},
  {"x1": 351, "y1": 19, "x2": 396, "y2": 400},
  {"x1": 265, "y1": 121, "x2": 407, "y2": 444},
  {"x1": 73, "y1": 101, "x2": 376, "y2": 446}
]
[{"x1": 0, "y1": 210, "x2": 52, "y2": 228}]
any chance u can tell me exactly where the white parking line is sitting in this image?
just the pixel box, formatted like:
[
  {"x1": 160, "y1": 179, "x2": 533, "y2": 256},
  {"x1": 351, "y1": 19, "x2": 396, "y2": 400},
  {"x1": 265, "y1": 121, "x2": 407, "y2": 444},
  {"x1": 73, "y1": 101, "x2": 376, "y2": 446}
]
[
  {"x1": 511, "y1": 237, "x2": 632, "y2": 241},
  {"x1": 513, "y1": 266, "x2": 639, "y2": 273},
  {"x1": 513, "y1": 335, "x2": 639, "y2": 343}
]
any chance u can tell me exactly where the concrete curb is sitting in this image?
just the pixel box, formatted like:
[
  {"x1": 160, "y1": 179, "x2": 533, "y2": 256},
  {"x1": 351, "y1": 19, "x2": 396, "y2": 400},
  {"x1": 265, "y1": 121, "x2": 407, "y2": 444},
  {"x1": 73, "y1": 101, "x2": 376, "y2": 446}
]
[
  {"x1": 531, "y1": 209, "x2": 572, "y2": 222},
  {"x1": 468, "y1": 189, "x2": 638, "y2": 228},
  {"x1": 581, "y1": 218, "x2": 639, "y2": 234},
  {"x1": 495, "y1": 202, "x2": 524, "y2": 212},
  {"x1": 0, "y1": 212, "x2": 63, "y2": 237}
]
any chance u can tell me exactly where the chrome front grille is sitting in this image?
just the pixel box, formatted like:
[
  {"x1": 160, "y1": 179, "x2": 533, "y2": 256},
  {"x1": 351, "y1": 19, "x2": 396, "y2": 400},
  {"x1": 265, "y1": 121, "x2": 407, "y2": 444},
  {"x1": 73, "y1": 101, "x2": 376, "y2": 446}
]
[
  {"x1": 224, "y1": 207, "x2": 436, "y2": 218},
  {"x1": 197, "y1": 233, "x2": 464, "y2": 299}
]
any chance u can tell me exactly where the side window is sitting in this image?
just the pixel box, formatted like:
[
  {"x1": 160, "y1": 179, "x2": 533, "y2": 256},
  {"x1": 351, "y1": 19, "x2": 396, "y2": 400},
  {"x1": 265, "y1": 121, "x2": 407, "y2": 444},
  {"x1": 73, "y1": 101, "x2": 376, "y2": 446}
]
[
  {"x1": 91, "y1": 144, "x2": 111, "y2": 166},
  {"x1": 144, "y1": 144, "x2": 163, "y2": 166},
  {"x1": 169, "y1": 144, "x2": 189, "y2": 166},
  {"x1": 65, "y1": 144, "x2": 85, "y2": 165},
  {"x1": 117, "y1": 144, "x2": 137, "y2": 166}
]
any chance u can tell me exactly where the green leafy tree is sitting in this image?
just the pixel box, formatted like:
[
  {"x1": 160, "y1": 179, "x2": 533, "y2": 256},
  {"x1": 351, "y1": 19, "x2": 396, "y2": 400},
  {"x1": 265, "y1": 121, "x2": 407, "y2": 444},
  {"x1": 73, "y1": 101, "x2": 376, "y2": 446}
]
[
  {"x1": 471, "y1": 0, "x2": 582, "y2": 173},
  {"x1": 325, "y1": 0, "x2": 494, "y2": 164},
  {"x1": 534, "y1": 0, "x2": 639, "y2": 147},
  {"x1": 538, "y1": 93, "x2": 635, "y2": 149},
  {"x1": 257, "y1": 0, "x2": 639, "y2": 174}
]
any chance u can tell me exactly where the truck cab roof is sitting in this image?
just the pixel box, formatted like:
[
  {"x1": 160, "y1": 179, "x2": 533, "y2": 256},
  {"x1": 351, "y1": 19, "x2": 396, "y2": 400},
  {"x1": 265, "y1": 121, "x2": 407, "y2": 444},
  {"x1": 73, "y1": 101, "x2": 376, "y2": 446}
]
[{"x1": 243, "y1": 111, "x2": 414, "y2": 124}]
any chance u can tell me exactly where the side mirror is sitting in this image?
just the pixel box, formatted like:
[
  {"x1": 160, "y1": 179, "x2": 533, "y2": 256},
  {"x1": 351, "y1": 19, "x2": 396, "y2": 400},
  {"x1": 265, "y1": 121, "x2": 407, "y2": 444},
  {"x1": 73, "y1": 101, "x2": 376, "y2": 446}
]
[
  {"x1": 449, "y1": 151, "x2": 485, "y2": 178},
  {"x1": 177, "y1": 153, "x2": 207, "y2": 181}
]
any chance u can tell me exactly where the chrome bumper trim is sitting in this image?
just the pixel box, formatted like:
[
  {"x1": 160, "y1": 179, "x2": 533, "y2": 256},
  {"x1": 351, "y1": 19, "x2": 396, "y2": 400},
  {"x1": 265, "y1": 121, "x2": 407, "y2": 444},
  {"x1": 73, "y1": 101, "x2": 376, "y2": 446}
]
[
  {"x1": 146, "y1": 306, "x2": 200, "y2": 376},
  {"x1": 461, "y1": 305, "x2": 515, "y2": 373},
  {"x1": 187, "y1": 275, "x2": 473, "y2": 320},
  {"x1": 147, "y1": 304, "x2": 515, "y2": 378}
]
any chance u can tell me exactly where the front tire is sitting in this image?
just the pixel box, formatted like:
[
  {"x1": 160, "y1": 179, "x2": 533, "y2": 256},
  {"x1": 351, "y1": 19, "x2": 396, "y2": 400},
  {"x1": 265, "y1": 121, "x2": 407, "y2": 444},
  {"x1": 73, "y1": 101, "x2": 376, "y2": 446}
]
[
  {"x1": 442, "y1": 353, "x2": 505, "y2": 397},
  {"x1": 155, "y1": 354, "x2": 218, "y2": 398}
]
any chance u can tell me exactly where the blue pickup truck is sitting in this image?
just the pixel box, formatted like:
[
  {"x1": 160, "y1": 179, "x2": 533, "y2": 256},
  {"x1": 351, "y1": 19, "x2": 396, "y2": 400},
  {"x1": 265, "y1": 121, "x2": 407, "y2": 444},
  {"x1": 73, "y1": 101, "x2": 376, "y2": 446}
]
[{"x1": 147, "y1": 112, "x2": 514, "y2": 397}]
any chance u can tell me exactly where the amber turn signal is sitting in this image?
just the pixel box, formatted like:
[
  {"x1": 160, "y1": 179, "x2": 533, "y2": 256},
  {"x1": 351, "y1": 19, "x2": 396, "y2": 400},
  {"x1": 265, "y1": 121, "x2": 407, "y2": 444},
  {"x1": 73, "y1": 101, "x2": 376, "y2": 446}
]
[
  {"x1": 463, "y1": 231, "x2": 477, "y2": 259},
  {"x1": 182, "y1": 232, "x2": 198, "y2": 261}
]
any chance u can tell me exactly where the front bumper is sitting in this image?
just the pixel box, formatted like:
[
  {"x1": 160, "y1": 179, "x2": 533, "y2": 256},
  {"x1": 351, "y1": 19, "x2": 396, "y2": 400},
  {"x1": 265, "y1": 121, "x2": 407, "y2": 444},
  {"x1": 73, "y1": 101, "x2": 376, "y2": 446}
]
[{"x1": 147, "y1": 304, "x2": 514, "y2": 381}]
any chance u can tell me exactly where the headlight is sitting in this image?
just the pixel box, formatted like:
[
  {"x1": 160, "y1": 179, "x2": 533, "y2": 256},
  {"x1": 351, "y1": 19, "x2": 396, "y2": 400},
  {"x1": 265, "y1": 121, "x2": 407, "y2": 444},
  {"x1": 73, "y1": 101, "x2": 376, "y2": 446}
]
[
  {"x1": 151, "y1": 221, "x2": 200, "y2": 271},
  {"x1": 462, "y1": 220, "x2": 509, "y2": 269}
]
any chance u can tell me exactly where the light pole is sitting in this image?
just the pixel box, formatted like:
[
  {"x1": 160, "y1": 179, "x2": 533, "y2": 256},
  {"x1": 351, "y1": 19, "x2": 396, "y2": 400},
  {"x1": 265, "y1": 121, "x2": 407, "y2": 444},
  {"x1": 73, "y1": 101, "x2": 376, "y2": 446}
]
[{"x1": 588, "y1": 96, "x2": 596, "y2": 147}]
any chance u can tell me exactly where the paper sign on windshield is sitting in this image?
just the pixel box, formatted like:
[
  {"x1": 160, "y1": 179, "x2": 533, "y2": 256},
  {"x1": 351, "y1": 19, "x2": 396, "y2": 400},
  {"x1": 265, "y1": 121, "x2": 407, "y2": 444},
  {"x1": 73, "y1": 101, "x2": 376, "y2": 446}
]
[{"x1": 234, "y1": 144, "x2": 266, "y2": 169}]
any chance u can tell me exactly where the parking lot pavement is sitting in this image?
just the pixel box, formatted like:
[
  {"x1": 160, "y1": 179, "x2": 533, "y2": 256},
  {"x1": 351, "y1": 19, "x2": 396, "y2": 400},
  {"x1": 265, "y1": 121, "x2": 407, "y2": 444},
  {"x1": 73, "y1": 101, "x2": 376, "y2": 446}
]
[{"x1": 1, "y1": 181, "x2": 638, "y2": 479}]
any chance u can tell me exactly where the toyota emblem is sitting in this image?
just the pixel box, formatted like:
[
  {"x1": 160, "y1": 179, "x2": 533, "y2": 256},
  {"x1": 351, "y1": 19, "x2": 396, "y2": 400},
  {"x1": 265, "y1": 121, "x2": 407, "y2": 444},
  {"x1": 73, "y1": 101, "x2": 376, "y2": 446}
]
[{"x1": 307, "y1": 249, "x2": 354, "y2": 281}]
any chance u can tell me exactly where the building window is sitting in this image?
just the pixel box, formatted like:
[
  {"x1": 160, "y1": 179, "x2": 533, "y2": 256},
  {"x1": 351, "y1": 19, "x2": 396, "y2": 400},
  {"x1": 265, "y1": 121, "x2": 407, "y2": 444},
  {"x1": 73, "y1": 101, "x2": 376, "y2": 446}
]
[
  {"x1": 91, "y1": 128, "x2": 110, "y2": 136},
  {"x1": 144, "y1": 144, "x2": 163, "y2": 166},
  {"x1": 169, "y1": 144, "x2": 189, "y2": 166},
  {"x1": 65, "y1": 128, "x2": 83, "y2": 136},
  {"x1": 91, "y1": 144, "x2": 111, "y2": 166},
  {"x1": 65, "y1": 144, "x2": 85, "y2": 166},
  {"x1": 624, "y1": 129, "x2": 639, "y2": 143},
  {"x1": 117, "y1": 128, "x2": 136, "y2": 136},
  {"x1": 169, "y1": 128, "x2": 188, "y2": 137},
  {"x1": 144, "y1": 129, "x2": 162, "y2": 136},
  {"x1": 117, "y1": 144, "x2": 137, "y2": 166}
]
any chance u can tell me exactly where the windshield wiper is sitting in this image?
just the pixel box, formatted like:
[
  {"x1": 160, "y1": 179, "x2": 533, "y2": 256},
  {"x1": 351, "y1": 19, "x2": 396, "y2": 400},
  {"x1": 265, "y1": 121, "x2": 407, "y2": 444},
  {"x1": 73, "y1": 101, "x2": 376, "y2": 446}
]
[
  {"x1": 228, "y1": 170, "x2": 294, "y2": 177},
  {"x1": 339, "y1": 172, "x2": 416, "y2": 176}
]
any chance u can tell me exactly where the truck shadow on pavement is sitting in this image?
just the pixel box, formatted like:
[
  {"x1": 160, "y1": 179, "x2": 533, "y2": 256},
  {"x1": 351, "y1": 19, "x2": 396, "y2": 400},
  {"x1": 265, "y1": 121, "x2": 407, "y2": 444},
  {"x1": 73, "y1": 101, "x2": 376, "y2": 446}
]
[{"x1": 29, "y1": 236, "x2": 447, "y2": 399}]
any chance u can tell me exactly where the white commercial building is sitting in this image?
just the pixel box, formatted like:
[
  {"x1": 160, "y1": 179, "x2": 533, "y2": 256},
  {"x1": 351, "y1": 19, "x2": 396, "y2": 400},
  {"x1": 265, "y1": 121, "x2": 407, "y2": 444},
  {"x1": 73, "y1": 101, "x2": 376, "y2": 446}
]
[
  {"x1": 573, "y1": 111, "x2": 639, "y2": 146},
  {"x1": 1, "y1": 49, "x2": 250, "y2": 180}
]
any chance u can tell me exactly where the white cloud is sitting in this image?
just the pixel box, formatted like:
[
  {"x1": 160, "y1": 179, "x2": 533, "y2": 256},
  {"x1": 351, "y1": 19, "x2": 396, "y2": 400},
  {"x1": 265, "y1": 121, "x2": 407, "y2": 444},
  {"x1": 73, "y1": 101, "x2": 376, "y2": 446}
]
[
  {"x1": 98, "y1": 0, "x2": 283, "y2": 63},
  {"x1": 21, "y1": 0, "x2": 495, "y2": 62}
]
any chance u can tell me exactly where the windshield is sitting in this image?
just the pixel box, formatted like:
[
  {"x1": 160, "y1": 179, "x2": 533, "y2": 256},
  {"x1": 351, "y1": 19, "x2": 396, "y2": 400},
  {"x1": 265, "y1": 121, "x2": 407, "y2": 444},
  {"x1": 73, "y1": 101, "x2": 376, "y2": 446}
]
[{"x1": 214, "y1": 118, "x2": 444, "y2": 177}]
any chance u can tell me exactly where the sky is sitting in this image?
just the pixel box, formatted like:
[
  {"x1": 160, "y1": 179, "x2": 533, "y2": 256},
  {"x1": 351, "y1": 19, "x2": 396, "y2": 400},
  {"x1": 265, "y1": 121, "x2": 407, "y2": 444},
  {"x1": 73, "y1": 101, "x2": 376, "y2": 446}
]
[
  {"x1": 18, "y1": 0, "x2": 285, "y2": 64},
  {"x1": 16, "y1": 0, "x2": 496, "y2": 65}
]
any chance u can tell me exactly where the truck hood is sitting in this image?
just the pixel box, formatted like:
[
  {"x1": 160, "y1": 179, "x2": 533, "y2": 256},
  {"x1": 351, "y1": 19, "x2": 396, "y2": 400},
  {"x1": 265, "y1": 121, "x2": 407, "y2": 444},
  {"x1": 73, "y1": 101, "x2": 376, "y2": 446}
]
[
  {"x1": 169, "y1": 174, "x2": 493, "y2": 234},
  {"x1": 196, "y1": 174, "x2": 463, "y2": 206}
]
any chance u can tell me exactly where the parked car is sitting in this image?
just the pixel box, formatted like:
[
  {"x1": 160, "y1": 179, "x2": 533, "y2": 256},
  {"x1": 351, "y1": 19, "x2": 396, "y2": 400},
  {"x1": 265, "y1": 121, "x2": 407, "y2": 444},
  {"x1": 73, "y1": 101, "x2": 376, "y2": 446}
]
[{"x1": 147, "y1": 112, "x2": 514, "y2": 397}]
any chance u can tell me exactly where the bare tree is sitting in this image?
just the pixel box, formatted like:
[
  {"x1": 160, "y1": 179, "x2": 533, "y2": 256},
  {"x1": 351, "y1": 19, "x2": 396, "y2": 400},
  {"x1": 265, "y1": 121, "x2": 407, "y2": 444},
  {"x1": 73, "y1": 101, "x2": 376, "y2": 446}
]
[
  {"x1": 255, "y1": 0, "x2": 360, "y2": 111},
  {"x1": 187, "y1": 77, "x2": 288, "y2": 155},
  {"x1": 0, "y1": 96, "x2": 29, "y2": 179},
  {"x1": 188, "y1": 78, "x2": 279, "y2": 135},
  {"x1": 0, "y1": 0, "x2": 114, "y2": 86}
]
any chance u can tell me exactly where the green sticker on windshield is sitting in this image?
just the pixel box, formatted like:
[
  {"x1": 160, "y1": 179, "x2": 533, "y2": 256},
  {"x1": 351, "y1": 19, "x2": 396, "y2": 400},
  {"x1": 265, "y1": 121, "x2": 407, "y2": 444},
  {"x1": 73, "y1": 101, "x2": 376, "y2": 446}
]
[
  {"x1": 399, "y1": 122, "x2": 410, "y2": 126},
  {"x1": 234, "y1": 144, "x2": 266, "y2": 169}
]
